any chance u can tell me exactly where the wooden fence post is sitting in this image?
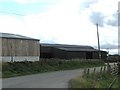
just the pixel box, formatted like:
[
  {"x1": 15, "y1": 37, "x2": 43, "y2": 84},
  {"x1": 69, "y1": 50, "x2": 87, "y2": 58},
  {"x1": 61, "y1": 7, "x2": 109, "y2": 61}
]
[
  {"x1": 83, "y1": 68, "x2": 86, "y2": 75},
  {"x1": 117, "y1": 62, "x2": 120, "y2": 75},
  {"x1": 100, "y1": 67, "x2": 103, "y2": 74},
  {"x1": 103, "y1": 66, "x2": 106, "y2": 73},
  {"x1": 107, "y1": 63, "x2": 111, "y2": 73},
  {"x1": 118, "y1": 62, "x2": 120, "y2": 88},
  {"x1": 93, "y1": 68, "x2": 96, "y2": 74},
  {"x1": 87, "y1": 68, "x2": 90, "y2": 78}
]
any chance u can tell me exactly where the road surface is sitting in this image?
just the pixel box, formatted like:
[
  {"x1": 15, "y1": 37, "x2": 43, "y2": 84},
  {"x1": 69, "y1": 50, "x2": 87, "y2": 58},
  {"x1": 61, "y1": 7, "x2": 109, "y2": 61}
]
[{"x1": 2, "y1": 67, "x2": 103, "y2": 88}]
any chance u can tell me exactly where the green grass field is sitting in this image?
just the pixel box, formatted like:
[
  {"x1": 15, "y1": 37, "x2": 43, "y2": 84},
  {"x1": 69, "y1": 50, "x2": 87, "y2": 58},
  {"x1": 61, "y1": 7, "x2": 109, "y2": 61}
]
[{"x1": 2, "y1": 59, "x2": 105, "y2": 78}]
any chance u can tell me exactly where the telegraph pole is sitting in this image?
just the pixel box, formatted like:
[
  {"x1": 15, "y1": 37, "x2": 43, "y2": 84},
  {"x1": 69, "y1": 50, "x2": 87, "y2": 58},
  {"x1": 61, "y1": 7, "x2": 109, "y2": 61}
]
[{"x1": 96, "y1": 23, "x2": 101, "y2": 59}]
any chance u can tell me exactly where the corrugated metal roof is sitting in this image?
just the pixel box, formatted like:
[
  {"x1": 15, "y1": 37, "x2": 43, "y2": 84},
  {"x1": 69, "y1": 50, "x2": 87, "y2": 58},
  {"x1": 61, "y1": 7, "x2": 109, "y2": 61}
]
[
  {"x1": 41, "y1": 43, "x2": 107, "y2": 52},
  {"x1": 0, "y1": 32, "x2": 39, "y2": 41},
  {"x1": 57, "y1": 47, "x2": 98, "y2": 51},
  {"x1": 41, "y1": 43, "x2": 94, "y2": 49}
]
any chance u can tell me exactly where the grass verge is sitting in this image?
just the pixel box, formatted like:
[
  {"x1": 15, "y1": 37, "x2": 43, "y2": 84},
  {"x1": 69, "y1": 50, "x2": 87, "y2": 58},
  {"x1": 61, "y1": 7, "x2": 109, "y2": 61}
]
[
  {"x1": 69, "y1": 72, "x2": 119, "y2": 89},
  {"x1": 2, "y1": 59, "x2": 105, "y2": 78}
]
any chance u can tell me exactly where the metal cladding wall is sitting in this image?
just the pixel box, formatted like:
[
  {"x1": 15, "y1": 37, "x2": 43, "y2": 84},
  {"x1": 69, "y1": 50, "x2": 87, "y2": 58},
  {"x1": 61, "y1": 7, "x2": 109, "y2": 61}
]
[
  {"x1": 66, "y1": 51, "x2": 86, "y2": 59},
  {"x1": 1, "y1": 38, "x2": 40, "y2": 62},
  {"x1": 53, "y1": 50, "x2": 107, "y2": 59},
  {"x1": 40, "y1": 45, "x2": 53, "y2": 58},
  {"x1": 53, "y1": 48, "x2": 66, "y2": 59},
  {"x1": 40, "y1": 44, "x2": 107, "y2": 60},
  {"x1": 2, "y1": 38, "x2": 40, "y2": 56},
  {"x1": 53, "y1": 48, "x2": 83, "y2": 59}
]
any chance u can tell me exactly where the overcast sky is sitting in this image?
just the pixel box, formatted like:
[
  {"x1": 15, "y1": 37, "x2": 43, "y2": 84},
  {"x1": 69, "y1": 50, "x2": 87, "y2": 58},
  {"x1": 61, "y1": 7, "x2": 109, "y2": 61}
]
[{"x1": 0, "y1": 0, "x2": 119, "y2": 54}]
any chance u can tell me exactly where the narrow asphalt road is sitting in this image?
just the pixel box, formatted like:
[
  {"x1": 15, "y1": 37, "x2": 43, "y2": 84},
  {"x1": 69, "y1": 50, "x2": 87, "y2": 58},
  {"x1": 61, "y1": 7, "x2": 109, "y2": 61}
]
[{"x1": 2, "y1": 67, "x2": 103, "y2": 88}]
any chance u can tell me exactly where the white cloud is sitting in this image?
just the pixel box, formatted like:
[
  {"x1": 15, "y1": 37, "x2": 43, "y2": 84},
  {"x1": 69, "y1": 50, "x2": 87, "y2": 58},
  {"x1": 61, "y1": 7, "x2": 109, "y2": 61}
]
[
  {"x1": 109, "y1": 49, "x2": 118, "y2": 55},
  {"x1": 90, "y1": 0, "x2": 118, "y2": 15},
  {"x1": 0, "y1": 0, "x2": 58, "y2": 4},
  {"x1": 0, "y1": 15, "x2": 25, "y2": 33},
  {"x1": 0, "y1": 0, "x2": 118, "y2": 54},
  {"x1": 102, "y1": 49, "x2": 118, "y2": 55},
  {"x1": 22, "y1": 0, "x2": 98, "y2": 45}
]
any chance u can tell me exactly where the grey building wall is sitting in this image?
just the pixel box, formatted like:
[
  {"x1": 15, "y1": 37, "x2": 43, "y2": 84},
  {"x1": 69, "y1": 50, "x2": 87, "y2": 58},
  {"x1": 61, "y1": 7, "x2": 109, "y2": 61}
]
[
  {"x1": 53, "y1": 48, "x2": 66, "y2": 59},
  {"x1": 66, "y1": 51, "x2": 86, "y2": 59},
  {"x1": 1, "y1": 36, "x2": 40, "y2": 62},
  {"x1": 40, "y1": 45, "x2": 53, "y2": 58},
  {"x1": 2, "y1": 38, "x2": 40, "y2": 56},
  {"x1": 93, "y1": 51, "x2": 99, "y2": 59}
]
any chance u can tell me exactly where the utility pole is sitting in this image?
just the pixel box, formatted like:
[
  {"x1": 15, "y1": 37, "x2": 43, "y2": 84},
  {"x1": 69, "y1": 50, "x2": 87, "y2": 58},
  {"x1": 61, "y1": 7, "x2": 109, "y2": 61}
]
[{"x1": 96, "y1": 23, "x2": 101, "y2": 59}]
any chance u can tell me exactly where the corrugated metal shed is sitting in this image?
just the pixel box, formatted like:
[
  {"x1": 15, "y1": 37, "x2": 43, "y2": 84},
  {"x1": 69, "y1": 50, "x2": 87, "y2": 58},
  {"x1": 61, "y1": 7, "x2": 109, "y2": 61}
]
[
  {"x1": 1, "y1": 33, "x2": 40, "y2": 62},
  {"x1": 40, "y1": 43, "x2": 107, "y2": 59}
]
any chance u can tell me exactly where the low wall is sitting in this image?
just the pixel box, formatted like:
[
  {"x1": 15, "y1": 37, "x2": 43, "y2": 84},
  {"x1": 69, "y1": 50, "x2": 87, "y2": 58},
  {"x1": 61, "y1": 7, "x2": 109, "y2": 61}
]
[{"x1": 1, "y1": 56, "x2": 40, "y2": 62}]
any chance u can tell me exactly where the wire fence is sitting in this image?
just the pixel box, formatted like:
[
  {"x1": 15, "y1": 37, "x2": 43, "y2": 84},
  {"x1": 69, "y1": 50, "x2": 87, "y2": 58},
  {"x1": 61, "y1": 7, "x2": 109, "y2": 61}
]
[
  {"x1": 107, "y1": 62, "x2": 120, "y2": 89},
  {"x1": 83, "y1": 62, "x2": 120, "y2": 89}
]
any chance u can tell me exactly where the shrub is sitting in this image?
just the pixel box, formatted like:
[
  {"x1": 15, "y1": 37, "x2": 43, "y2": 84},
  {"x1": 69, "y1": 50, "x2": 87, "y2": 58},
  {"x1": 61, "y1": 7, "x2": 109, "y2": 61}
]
[{"x1": 2, "y1": 59, "x2": 105, "y2": 78}]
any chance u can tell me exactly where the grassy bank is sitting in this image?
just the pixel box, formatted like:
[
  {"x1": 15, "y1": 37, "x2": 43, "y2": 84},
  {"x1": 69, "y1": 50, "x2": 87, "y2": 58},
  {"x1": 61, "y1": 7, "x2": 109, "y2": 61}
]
[
  {"x1": 69, "y1": 72, "x2": 119, "y2": 89},
  {"x1": 2, "y1": 59, "x2": 105, "y2": 78}
]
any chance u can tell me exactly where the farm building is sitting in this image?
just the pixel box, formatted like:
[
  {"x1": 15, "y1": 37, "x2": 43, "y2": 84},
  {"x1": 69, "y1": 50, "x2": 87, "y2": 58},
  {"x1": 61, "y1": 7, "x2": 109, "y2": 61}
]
[
  {"x1": 0, "y1": 33, "x2": 40, "y2": 62},
  {"x1": 0, "y1": 32, "x2": 107, "y2": 62},
  {"x1": 40, "y1": 43, "x2": 107, "y2": 60}
]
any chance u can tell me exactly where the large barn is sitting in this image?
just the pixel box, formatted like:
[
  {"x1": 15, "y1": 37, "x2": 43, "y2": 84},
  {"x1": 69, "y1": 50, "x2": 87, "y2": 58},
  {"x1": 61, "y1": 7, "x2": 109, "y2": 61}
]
[
  {"x1": 0, "y1": 33, "x2": 40, "y2": 62},
  {"x1": 0, "y1": 33, "x2": 107, "y2": 62},
  {"x1": 40, "y1": 43, "x2": 107, "y2": 60}
]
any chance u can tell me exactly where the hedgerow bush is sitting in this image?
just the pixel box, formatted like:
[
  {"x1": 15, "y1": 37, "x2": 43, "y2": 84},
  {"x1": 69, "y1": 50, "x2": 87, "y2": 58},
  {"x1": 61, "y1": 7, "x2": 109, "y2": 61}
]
[{"x1": 2, "y1": 59, "x2": 105, "y2": 78}]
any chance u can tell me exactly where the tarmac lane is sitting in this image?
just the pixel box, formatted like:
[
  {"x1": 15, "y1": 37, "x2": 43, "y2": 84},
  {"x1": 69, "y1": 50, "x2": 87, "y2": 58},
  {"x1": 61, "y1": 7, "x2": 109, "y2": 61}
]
[{"x1": 2, "y1": 66, "x2": 105, "y2": 88}]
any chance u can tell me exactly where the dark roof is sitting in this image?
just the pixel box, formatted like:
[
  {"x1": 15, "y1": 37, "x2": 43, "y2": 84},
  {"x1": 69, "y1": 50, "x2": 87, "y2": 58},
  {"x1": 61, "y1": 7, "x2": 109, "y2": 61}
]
[
  {"x1": 41, "y1": 43, "x2": 107, "y2": 52},
  {"x1": 41, "y1": 43, "x2": 98, "y2": 51},
  {"x1": 41, "y1": 43, "x2": 94, "y2": 49},
  {"x1": 0, "y1": 32, "x2": 39, "y2": 41},
  {"x1": 57, "y1": 47, "x2": 98, "y2": 51}
]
